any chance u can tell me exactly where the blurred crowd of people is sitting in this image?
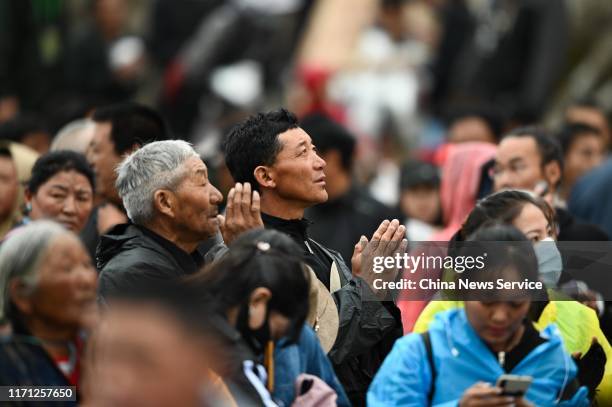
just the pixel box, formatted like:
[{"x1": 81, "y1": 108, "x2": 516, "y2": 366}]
[{"x1": 2, "y1": 0, "x2": 612, "y2": 406}]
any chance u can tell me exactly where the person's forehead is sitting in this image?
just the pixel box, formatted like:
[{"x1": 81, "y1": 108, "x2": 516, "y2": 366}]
[
  {"x1": 497, "y1": 136, "x2": 538, "y2": 161},
  {"x1": 568, "y1": 106, "x2": 606, "y2": 121},
  {"x1": 45, "y1": 169, "x2": 91, "y2": 186},
  {"x1": 514, "y1": 203, "x2": 546, "y2": 225},
  {"x1": 277, "y1": 127, "x2": 312, "y2": 149},
  {"x1": 0, "y1": 156, "x2": 16, "y2": 172},
  {"x1": 184, "y1": 156, "x2": 207, "y2": 175},
  {"x1": 93, "y1": 121, "x2": 113, "y2": 143}
]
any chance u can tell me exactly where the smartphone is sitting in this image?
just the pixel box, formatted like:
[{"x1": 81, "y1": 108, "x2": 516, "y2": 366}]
[{"x1": 496, "y1": 374, "x2": 532, "y2": 397}]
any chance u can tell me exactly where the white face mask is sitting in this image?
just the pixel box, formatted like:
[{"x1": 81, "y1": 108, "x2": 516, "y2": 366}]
[{"x1": 534, "y1": 237, "x2": 563, "y2": 287}]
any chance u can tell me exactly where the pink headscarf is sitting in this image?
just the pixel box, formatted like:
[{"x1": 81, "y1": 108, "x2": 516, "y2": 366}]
[{"x1": 398, "y1": 142, "x2": 497, "y2": 333}]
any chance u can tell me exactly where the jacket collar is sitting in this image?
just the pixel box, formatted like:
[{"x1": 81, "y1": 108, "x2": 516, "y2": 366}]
[{"x1": 261, "y1": 212, "x2": 312, "y2": 242}]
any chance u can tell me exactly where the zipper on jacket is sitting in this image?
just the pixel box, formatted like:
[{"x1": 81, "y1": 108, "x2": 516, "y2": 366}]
[{"x1": 498, "y1": 351, "x2": 506, "y2": 369}]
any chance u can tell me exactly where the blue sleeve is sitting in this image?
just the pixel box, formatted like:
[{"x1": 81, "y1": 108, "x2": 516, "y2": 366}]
[
  {"x1": 273, "y1": 326, "x2": 350, "y2": 407},
  {"x1": 367, "y1": 334, "x2": 432, "y2": 407},
  {"x1": 298, "y1": 326, "x2": 350, "y2": 407}
]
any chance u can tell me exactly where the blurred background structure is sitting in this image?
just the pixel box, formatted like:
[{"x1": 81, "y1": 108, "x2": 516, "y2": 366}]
[{"x1": 1, "y1": 0, "x2": 612, "y2": 216}]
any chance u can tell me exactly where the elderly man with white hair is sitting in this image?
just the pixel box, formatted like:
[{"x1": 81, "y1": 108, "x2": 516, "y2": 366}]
[{"x1": 97, "y1": 139, "x2": 261, "y2": 300}]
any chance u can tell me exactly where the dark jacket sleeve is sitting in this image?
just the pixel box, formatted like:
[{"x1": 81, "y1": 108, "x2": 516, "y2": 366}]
[{"x1": 329, "y1": 277, "x2": 401, "y2": 365}]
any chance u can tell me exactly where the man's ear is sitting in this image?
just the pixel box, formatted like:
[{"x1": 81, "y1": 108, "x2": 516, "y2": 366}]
[
  {"x1": 9, "y1": 280, "x2": 33, "y2": 316},
  {"x1": 544, "y1": 161, "x2": 562, "y2": 190},
  {"x1": 153, "y1": 189, "x2": 176, "y2": 218},
  {"x1": 254, "y1": 166, "x2": 275, "y2": 189}
]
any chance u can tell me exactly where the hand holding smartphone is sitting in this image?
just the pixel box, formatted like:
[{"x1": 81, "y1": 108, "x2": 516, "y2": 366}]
[{"x1": 496, "y1": 374, "x2": 533, "y2": 397}]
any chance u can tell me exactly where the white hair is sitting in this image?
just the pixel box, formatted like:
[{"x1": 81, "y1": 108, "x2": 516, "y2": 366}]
[
  {"x1": 0, "y1": 220, "x2": 70, "y2": 323},
  {"x1": 115, "y1": 140, "x2": 199, "y2": 225},
  {"x1": 51, "y1": 118, "x2": 95, "y2": 154}
]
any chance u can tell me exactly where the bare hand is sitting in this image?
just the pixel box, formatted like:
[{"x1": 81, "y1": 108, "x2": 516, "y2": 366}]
[
  {"x1": 515, "y1": 397, "x2": 534, "y2": 407},
  {"x1": 351, "y1": 219, "x2": 407, "y2": 298},
  {"x1": 459, "y1": 382, "x2": 517, "y2": 407},
  {"x1": 97, "y1": 203, "x2": 128, "y2": 234},
  {"x1": 219, "y1": 182, "x2": 263, "y2": 245}
]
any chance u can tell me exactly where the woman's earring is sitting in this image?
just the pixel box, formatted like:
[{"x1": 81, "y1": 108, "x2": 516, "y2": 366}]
[{"x1": 25, "y1": 202, "x2": 32, "y2": 214}]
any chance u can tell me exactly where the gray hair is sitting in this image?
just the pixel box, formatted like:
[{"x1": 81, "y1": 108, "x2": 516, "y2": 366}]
[
  {"x1": 0, "y1": 220, "x2": 70, "y2": 323},
  {"x1": 115, "y1": 140, "x2": 199, "y2": 225},
  {"x1": 51, "y1": 118, "x2": 95, "y2": 154}
]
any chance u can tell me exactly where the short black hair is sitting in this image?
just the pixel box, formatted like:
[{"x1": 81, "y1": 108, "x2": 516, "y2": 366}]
[
  {"x1": 447, "y1": 105, "x2": 504, "y2": 143},
  {"x1": 557, "y1": 122, "x2": 602, "y2": 155},
  {"x1": 300, "y1": 113, "x2": 355, "y2": 171},
  {"x1": 92, "y1": 103, "x2": 169, "y2": 155},
  {"x1": 567, "y1": 97, "x2": 605, "y2": 112},
  {"x1": 399, "y1": 160, "x2": 440, "y2": 190},
  {"x1": 0, "y1": 114, "x2": 47, "y2": 143},
  {"x1": 222, "y1": 108, "x2": 298, "y2": 191},
  {"x1": 28, "y1": 150, "x2": 95, "y2": 194},
  {"x1": 0, "y1": 145, "x2": 12, "y2": 159},
  {"x1": 503, "y1": 126, "x2": 564, "y2": 175}
]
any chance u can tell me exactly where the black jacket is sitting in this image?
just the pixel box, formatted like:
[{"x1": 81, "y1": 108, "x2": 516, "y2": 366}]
[
  {"x1": 96, "y1": 223, "x2": 204, "y2": 301},
  {"x1": 556, "y1": 207, "x2": 609, "y2": 242},
  {"x1": 262, "y1": 213, "x2": 403, "y2": 406}
]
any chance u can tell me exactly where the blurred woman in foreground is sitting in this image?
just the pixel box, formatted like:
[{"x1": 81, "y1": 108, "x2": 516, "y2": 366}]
[{"x1": 0, "y1": 221, "x2": 97, "y2": 393}]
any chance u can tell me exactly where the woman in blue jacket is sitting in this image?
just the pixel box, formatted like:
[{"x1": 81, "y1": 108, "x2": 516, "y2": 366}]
[{"x1": 368, "y1": 225, "x2": 589, "y2": 406}]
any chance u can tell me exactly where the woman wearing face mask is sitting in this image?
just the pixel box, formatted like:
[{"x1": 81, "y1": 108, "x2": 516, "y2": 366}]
[
  {"x1": 185, "y1": 229, "x2": 314, "y2": 406},
  {"x1": 414, "y1": 190, "x2": 612, "y2": 403},
  {"x1": 369, "y1": 225, "x2": 590, "y2": 406}
]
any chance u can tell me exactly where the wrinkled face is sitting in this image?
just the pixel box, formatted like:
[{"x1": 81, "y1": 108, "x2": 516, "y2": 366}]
[
  {"x1": 493, "y1": 137, "x2": 545, "y2": 192},
  {"x1": 0, "y1": 156, "x2": 18, "y2": 221},
  {"x1": 170, "y1": 157, "x2": 222, "y2": 242},
  {"x1": 88, "y1": 122, "x2": 122, "y2": 203},
  {"x1": 28, "y1": 170, "x2": 94, "y2": 232},
  {"x1": 465, "y1": 297, "x2": 530, "y2": 352},
  {"x1": 511, "y1": 203, "x2": 553, "y2": 243},
  {"x1": 448, "y1": 117, "x2": 496, "y2": 144},
  {"x1": 400, "y1": 185, "x2": 440, "y2": 224},
  {"x1": 267, "y1": 128, "x2": 328, "y2": 208},
  {"x1": 86, "y1": 305, "x2": 213, "y2": 407},
  {"x1": 564, "y1": 134, "x2": 604, "y2": 188},
  {"x1": 17, "y1": 234, "x2": 97, "y2": 331}
]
